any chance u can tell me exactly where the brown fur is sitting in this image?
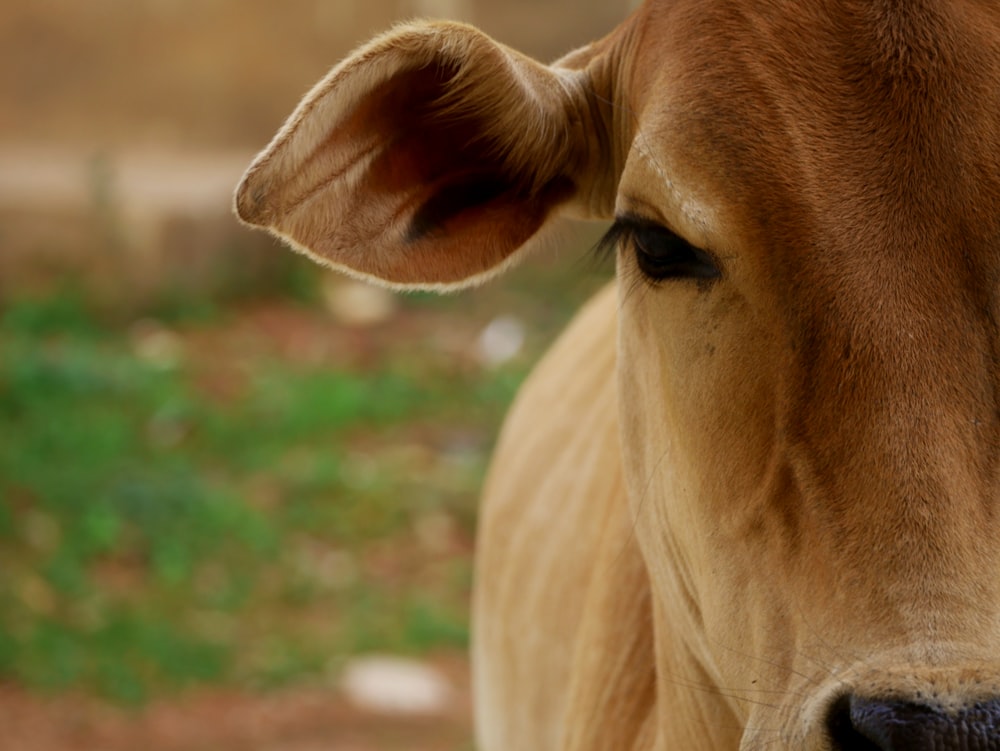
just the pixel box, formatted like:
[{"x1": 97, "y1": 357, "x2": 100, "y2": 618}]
[{"x1": 236, "y1": 2, "x2": 1000, "y2": 748}]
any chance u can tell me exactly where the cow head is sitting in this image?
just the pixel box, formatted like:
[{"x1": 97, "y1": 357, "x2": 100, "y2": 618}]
[{"x1": 236, "y1": 2, "x2": 1000, "y2": 748}]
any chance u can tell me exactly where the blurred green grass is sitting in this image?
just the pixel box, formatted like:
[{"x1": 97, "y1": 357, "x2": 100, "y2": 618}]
[{"x1": 0, "y1": 245, "x2": 611, "y2": 704}]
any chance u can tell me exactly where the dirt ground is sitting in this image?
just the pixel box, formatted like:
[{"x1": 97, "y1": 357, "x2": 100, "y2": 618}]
[{"x1": 0, "y1": 655, "x2": 472, "y2": 751}]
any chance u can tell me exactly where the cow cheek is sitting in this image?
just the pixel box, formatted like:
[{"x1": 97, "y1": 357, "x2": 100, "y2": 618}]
[{"x1": 617, "y1": 289, "x2": 791, "y2": 675}]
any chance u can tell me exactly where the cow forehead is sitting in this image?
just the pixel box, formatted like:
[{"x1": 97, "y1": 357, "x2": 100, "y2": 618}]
[{"x1": 622, "y1": 0, "x2": 1000, "y2": 278}]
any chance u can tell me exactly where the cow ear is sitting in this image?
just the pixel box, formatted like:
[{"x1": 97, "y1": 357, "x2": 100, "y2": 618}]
[{"x1": 234, "y1": 21, "x2": 616, "y2": 290}]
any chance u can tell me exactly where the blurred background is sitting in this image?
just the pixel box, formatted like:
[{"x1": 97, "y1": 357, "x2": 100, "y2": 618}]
[{"x1": 0, "y1": 1, "x2": 629, "y2": 749}]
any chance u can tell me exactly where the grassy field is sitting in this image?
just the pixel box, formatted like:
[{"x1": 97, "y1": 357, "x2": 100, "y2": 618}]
[{"x1": 0, "y1": 248, "x2": 611, "y2": 704}]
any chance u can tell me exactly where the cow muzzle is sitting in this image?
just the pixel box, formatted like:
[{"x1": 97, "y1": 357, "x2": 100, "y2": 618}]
[{"x1": 825, "y1": 695, "x2": 1000, "y2": 750}]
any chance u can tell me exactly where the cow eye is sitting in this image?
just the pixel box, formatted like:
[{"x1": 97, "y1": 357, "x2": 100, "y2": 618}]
[
  {"x1": 630, "y1": 222, "x2": 720, "y2": 282},
  {"x1": 594, "y1": 215, "x2": 722, "y2": 283}
]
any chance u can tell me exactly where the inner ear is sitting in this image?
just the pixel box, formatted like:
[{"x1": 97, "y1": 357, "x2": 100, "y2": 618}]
[{"x1": 348, "y1": 60, "x2": 574, "y2": 244}]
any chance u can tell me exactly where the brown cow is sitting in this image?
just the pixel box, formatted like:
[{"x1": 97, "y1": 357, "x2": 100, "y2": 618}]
[{"x1": 235, "y1": 2, "x2": 1000, "y2": 748}]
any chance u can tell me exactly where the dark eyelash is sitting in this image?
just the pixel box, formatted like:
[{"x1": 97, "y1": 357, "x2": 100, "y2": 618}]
[{"x1": 591, "y1": 219, "x2": 633, "y2": 262}]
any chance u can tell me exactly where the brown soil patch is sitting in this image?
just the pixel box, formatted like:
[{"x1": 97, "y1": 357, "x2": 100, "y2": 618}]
[{"x1": 0, "y1": 656, "x2": 472, "y2": 751}]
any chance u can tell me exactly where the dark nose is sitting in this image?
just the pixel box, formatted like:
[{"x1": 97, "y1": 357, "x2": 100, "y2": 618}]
[{"x1": 827, "y1": 695, "x2": 1000, "y2": 750}]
